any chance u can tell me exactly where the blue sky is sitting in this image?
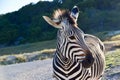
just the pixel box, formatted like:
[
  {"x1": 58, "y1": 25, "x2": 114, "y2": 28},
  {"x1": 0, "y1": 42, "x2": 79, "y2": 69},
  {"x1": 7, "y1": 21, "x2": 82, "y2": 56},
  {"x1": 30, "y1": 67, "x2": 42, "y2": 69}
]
[{"x1": 0, "y1": 0, "x2": 53, "y2": 14}]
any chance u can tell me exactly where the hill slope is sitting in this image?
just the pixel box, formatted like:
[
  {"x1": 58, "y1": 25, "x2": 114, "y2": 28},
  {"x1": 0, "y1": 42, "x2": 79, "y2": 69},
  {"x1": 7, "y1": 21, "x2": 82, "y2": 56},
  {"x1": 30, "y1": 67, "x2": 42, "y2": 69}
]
[{"x1": 0, "y1": 39, "x2": 56, "y2": 56}]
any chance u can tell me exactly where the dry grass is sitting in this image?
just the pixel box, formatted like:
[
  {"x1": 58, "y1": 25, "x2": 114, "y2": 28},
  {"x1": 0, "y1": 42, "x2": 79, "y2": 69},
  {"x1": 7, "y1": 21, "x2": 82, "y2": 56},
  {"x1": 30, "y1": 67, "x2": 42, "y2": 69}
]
[
  {"x1": 0, "y1": 49, "x2": 56, "y2": 65},
  {"x1": 110, "y1": 34, "x2": 120, "y2": 41}
]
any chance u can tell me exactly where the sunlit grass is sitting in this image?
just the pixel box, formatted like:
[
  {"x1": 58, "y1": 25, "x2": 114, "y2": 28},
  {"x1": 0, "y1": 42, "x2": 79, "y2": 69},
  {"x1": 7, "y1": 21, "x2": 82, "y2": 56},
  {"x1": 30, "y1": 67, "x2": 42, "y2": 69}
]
[
  {"x1": 105, "y1": 49, "x2": 120, "y2": 69},
  {"x1": 104, "y1": 40, "x2": 120, "y2": 48},
  {"x1": 110, "y1": 34, "x2": 120, "y2": 41}
]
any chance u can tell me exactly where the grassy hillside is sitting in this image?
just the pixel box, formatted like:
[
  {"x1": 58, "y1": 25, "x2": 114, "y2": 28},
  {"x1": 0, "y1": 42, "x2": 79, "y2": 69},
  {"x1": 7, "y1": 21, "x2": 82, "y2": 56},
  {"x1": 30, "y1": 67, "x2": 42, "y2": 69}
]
[{"x1": 0, "y1": 40, "x2": 56, "y2": 56}]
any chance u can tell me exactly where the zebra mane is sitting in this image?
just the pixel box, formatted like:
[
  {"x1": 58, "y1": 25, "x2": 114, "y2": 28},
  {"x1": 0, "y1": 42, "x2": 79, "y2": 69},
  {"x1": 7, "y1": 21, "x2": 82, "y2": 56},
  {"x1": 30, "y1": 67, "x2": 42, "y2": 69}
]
[{"x1": 53, "y1": 9, "x2": 75, "y2": 25}]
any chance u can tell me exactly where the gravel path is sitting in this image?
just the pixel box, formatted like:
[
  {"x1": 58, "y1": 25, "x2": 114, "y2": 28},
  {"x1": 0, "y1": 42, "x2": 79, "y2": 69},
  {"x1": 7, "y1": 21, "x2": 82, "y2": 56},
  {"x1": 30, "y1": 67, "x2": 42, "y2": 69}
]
[
  {"x1": 0, "y1": 58, "x2": 120, "y2": 80},
  {"x1": 0, "y1": 59, "x2": 55, "y2": 80}
]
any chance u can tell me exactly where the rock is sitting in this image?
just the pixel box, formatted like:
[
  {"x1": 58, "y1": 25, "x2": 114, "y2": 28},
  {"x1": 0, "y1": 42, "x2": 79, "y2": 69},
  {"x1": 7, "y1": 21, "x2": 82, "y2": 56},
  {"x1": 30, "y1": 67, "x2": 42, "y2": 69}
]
[
  {"x1": 5, "y1": 55, "x2": 17, "y2": 64},
  {"x1": 23, "y1": 53, "x2": 39, "y2": 62},
  {"x1": 39, "y1": 53, "x2": 54, "y2": 60}
]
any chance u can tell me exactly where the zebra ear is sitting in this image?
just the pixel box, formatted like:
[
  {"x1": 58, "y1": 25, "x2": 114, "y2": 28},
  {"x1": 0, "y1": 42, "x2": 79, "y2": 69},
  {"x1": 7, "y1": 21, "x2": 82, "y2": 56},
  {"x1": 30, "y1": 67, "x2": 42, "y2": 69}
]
[
  {"x1": 82, "y1": 51, "x2": 94, "y2": 68},
  {"x1": 43, "y1": 16, "x2": 61, "y2": 28},
  {"x1": 70, "y1": 6, "x2": 79, "y2": 22}
]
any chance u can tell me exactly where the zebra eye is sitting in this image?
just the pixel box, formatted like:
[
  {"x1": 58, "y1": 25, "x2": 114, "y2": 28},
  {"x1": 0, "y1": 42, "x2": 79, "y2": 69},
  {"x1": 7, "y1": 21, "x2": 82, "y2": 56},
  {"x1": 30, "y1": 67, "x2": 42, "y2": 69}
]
[{"x1": 69, "y1": 36, "x2": 76, "y2": 40}]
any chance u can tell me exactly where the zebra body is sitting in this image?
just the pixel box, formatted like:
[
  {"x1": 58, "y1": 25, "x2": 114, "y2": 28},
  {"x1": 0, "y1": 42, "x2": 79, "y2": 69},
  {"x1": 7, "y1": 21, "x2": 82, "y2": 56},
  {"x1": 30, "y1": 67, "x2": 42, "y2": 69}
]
[
  {"x1": 53, "y1": 34, "x2": 105, "y2": 80},
  {"x1": 43, "y1": 6, "x2": 105, "y2": 80}
]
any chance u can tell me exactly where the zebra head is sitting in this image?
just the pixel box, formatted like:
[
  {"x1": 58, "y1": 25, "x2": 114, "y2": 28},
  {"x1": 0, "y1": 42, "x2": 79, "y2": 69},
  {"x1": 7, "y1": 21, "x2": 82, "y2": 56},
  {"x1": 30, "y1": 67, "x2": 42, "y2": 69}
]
[{"x1": 43, "y1": 6, "x2": 94, "y2": 68}]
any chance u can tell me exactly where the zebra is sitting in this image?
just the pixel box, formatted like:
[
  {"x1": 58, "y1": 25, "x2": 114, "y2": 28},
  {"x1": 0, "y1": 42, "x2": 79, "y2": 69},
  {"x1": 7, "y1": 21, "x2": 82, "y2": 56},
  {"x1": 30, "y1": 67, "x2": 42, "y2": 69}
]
[{"x1": 43, "y1": 6, "x2": 105, "y2": 80}]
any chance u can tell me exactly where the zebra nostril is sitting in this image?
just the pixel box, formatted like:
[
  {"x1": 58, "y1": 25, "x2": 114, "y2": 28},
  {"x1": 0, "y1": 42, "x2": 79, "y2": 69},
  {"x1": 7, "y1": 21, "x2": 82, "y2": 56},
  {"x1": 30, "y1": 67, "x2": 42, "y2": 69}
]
[
  {"x1": 82, "y1": 53, "x2": 94, "y2": 68},
  {"x1": 86, "y1": 54, "x2": 94, "y2": 63}
]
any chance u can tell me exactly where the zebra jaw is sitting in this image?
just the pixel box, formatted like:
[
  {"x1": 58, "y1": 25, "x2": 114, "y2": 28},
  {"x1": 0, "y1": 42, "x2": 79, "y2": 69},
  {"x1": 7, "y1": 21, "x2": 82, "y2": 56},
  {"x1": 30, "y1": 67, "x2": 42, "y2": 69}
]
[{"x1": 42, "y1": 16, "x2": 61, "y2": 28}]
